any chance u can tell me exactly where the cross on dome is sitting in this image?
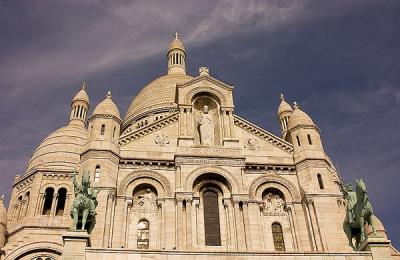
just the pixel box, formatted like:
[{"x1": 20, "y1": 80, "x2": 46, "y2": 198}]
[
  {"x1": 107, "y1": 90, "x2": 112, "y2": 99},
  {"x1": 174, "y1": 32, "x2": 180, "y2": 39},
  {"x1": 280, "y1": 93, "x2": 285, "y2": 101},
  {"x1": 293, "y1": 101, "x2": 299, "y2": 109}
]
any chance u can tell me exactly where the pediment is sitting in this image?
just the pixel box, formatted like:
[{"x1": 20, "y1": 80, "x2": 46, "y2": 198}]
[
  {"x1": 234, "y1": 115, "x2": 293, "y2": 154},
  {"x1": 119, "y1": 113, "x2": 179, "y2": 147},
  {"x1": 176, "y1": 75, "x2": 234, "y2": 107}
]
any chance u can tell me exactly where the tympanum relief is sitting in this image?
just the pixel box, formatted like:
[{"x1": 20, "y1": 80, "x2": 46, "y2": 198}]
[
  {"x1": 132, "y1": 189, "x2": 158, "y2": 214},
  {"x1": 262, "y1": 191, "x2": 286, "y2": 216}
]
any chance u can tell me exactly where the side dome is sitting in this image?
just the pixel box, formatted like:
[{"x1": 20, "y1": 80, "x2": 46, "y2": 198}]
[
  {"x1": 123, "y1": 74, "x2": 193, "y2": 126},
  {"x1": 278, "y1": 95, "x2": 293, "y2": 115},
  {"x1": 93, "y1": 91, "x2": 120, "y2": 119},
  {"x1": 168, "y1": 37, "x2": 185, "y2": 53},
  {"x1": 27, "y1": 125, "x2": 87, "y2": 171},
  {"x1": 287, "y1": 104, "x2": 315, "y2": 130}
]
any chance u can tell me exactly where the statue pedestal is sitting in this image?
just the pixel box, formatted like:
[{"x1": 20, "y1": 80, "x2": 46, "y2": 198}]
[
  {"x1": 178, "y1": 136, "x2": 194, "y2": 146},
  {"x1": 61, "y1": 230, "x2": 90, "y2": 260},
  {"x1": 358, "y1": 236, "x2": 392, "y2": 260},
  {"x1": 222, "y1": 138, "x2": 239, "y2": 148}
]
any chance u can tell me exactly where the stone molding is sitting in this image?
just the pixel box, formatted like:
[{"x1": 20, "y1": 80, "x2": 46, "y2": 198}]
[
  {"x1": 296, "y1": 159, "x2": 332, "y2": 172},
  {"x1": 234, "y1": 115, "x2": 293, "y2": 153},
  {"x1": 81, "y1": 150, "x2": 120, "y2": 164},
  {"x1": 185, "y1": 165, "x2": 240, "y2": 193},
  {"x1": 117, "y1": 170, "x2": 172, "y2": 197},
  {"x1": 120, "y1": 159, "x2": 174, "y2": 171},
  {"x1": 88, "y1": 114, "x2": 122, "y2": 124},
  {"x1": 177, "y1": 75, "x2": 233, "y2": 92},
  {"x1": 183, "y1": 86, "x2": 227, "y2": 106},
  {"x1": 3, "y1": 241, "x2": 63, "y2": 260},
  {"x1": 175, "y1": 157, "x2": 245, "y2": 167},
  {"x1": 119, "y1": 113, "x2": 179, "y2": 146},
  {"x1": 288, "y1": 124, "x2": 321, "y2": 133},
  {"x1": 248, "y1": 173, "x2": 301, "y2": 202}
]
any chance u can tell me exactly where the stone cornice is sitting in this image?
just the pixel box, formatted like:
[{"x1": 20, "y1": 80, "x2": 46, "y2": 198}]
[
  {"x1": 175, "y1": 156, "x2": 245, "y2": 167},
  {"x1": 288, "y1": 124, "x2": 321, "y2": 133},
  {"x1": 234, "y1": 115, "x2": 293, "y2": 153},
  {"x1": 88, "y1": 114, "x2": 122, "y2": 124},
  {"x1": 119, "y1": 112, "x2": 179, "y2": 146},
  {"x1": 13, "y1": 168, "x2": 74, "y2": 188},
  {"x1": 81, "y1": 150, "x2": 120, "y2": 164}
]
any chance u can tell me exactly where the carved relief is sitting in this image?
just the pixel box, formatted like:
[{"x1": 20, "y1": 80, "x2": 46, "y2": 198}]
[
  {"x1": 132, "y1": 189, "x2": 158, "y2": 213},
  {"x1": 262, "y1": 192, "x2": 286, "y2": 216},
  {"x1": 244, "y1": 138, "x2": 260, "y2": 150},
  {"x1": 154, "y1": 133, "x2": 170, "y2": 145}
]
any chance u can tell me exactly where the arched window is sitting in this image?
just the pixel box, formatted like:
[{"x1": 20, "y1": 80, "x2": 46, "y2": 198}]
[
  {"x1": 100, "y1": 124, "x2": 105, "y2": 135},
  {"x1": 137, "y1": 219, "x2": 150, "y2": 249},
  {"x1": 307, "y1": 134, "x2": 312, "y2": 145},
  {"x1": 42, "y1": 187, "x2": 54, "y2": 215},
  {"x1": 317, "y1": 174, "x2": 324, "y2": 189},
  {"x1": 113, "y1": 127, "x2": 116, "y2": 138},
  {"x1": 203, "y1": 190, "x2": 221, "y2": 246},
  {"x1": 14, "y1": 196, "x2": 22, "y2": 220},
  {"x1": 94, "y1": 165, "x2": 100, "y2": 182},
  {"x1": 272, "y1": 222, "x2": 285, "y2": 251},
  {"x1": 55, "y1": 188, "x2": 67, "y2": 216},
  {"x1": 296, "y1": 135, "x2": 301, "y2": 146}
]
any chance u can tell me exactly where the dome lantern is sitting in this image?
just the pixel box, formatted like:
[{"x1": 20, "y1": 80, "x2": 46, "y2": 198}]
[
  {"x1": 167, "y1": 32, "x2": 186, "y2": 75},
  {"x1": 69, "y1": 82, "x2": 89, "y2": 127}
]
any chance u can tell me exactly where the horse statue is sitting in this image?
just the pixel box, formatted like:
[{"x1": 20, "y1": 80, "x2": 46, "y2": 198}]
[
  {"x1": 70, "y1": 170, "x2": 99, "y2": 232},
  {"x1": 341, "y1": 178, "x2": 377, "y2": 249}
]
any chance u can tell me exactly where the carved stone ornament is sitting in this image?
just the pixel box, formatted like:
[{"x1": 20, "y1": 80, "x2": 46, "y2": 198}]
[
  {"x1": 132, "y1": 189, "x2": 158, "y2": 214},
  {"x1": 244, "y1": 138, "x2": 260, "y2": 150},
  {"x1": 155, "y1": 133, "x2": 170, "y2": 146},
  {"x1": 262, "y1": 193, "x2": 286, "y2": 216}
]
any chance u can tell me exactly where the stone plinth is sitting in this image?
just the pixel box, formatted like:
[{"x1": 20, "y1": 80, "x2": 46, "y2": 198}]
[
  {"x1": 61, "y1": 230, "x2": 90, "y2": 260},
  {"x1": 358, "y1": 236, "x2": 392, "y2": 260}
]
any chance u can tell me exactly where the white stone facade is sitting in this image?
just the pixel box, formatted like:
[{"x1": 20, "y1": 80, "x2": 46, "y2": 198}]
[{"x1": 0, "y1": 35, "x2": 398, "y2": 260}]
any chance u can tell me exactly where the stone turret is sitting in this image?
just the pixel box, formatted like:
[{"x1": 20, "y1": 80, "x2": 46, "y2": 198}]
[
  {"x1": 167, "y1": 32, "x2": 186, "y2": 75},
  {"x1": 277, "y1": 93, "x2": 293, "y2": 140},
  {"x1": 69, "y1": 82, "x2": 89, "y2": 127},
  {"x1": 0, "y1": 195, "x2": 7, "y2": 249}
]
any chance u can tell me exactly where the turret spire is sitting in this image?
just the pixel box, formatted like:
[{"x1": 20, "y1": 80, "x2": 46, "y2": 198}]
[{"x1": 69, "y1": 82, "x2": 89, "y2": 127}]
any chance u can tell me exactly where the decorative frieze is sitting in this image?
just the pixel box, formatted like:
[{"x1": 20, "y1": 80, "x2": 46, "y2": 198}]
[
  {"x1": 175, "y1": 157, "x2": 245, "y2": 167},
  {"x1": 119, "y1": 159, "x2": 174, "y2": 171},
  {"x1": 177, "y1": 147, "x2": 241, "y2": 157},
  {"x1": 296, "y1": 159, "x2": 330, "y2": 172},
  {"x1": 154, "y1": 133, "x2": 170, "y2": 146}
]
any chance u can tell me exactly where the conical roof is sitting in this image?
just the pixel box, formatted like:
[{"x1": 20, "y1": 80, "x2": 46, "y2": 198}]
[
  {"x1": 287, "y1": 102, "x2": 315, "y2": 129},
  {"x1": 93, "y1": 91, "x2": 121, "y2": 119},
  {"x1": 72, "y1": 82, "x2": 89, "y2": 104},
  {"x1": 278, "y1": 94, "x2": 293, "y2": 115}
]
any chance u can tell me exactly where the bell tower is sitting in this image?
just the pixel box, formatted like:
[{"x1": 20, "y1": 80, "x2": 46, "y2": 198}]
[{"x1": 167, "y1": 32, "x2": 186, "y2": 75}]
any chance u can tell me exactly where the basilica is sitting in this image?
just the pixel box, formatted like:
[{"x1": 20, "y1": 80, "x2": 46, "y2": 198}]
[{"x1": 0, "y1": 34, "x2": 398, "y2": 260}]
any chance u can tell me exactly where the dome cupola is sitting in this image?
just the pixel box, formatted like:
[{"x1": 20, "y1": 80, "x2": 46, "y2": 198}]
[
  {"x1": 277, "y1": 93, "x2": 293, "y2": 138},
  {"x1": 167, "y1": 32, "x2": 186, "y2": 75},
  {"x1": 287, "y1": 102, "x2": 315, "y2": 130},
  {"x1": 93, "y1": 91, "x2": 121, "y2": 119}
]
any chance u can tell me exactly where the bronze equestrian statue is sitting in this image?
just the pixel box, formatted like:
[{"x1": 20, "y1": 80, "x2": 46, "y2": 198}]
[
  {"x1": 341, "y1": 178, "x2": 377, "y2": 249},
  {"x1": 70, "y1": 170, "x2": 99, "y2": 232}
]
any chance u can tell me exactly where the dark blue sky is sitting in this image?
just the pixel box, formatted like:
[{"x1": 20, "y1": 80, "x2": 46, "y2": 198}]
[{"x1": 0, "y1": 0, "x2": 399, "y2": 248}]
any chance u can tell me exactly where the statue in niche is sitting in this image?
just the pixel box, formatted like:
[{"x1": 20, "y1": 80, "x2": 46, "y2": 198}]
[
  {"x1": 263, "y1": 192, "x2": 286, "y2": 215},
  {"x1": 132, "y1": 189, "x2": 158, "y2": 213},
  {"x1": 199, "y1": 105, "x2": 214, "y2": 145}
]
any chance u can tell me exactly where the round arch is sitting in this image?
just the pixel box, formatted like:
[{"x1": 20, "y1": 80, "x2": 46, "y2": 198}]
[
  {"x1": 185, "y1": 166, "x2": 240, "y2": 193},
  {"x1": 3, "y1": 241, "x2": 63, "y2": 260},
  {"x1": 248, "y1": 173, "x2": 301, "y2": 203},
  {"x1": 185, "y1": 87, "x2": 227, "y2": 106},
  {"x1": 117, "y1": 170, "x2": 172, "y2": 197}
]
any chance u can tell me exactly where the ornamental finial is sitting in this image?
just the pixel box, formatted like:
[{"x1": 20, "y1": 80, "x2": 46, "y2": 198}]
[
  {"x1": 293, "y1": 101, "x2": 299, "y2": 109},
  {"x1": 280, "y1": 93, "x2": 285, "y2": 101},
  {"x1": 174, "y1": 32, "x2": 180, "y2": 39},
  {"x1": 81, "y1": 82, "x2": 87, "y2": 90},
  {"x1": 106, "y1": 90, "x2": 112, "y2": 99}
]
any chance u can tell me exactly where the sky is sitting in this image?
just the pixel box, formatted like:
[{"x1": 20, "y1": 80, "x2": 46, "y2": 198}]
[{"x1": 1, "y1": 0, "x2": 399, "y2": 249}]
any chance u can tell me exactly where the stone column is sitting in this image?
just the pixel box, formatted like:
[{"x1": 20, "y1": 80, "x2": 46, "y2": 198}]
[
  {"x1": 221, "y1": 108, "x2": 230, "y2": 138},
  {"x1": 228, "y1": 110, "x2": 235, "y2": 138},
  {"x1": 287, "y1": 204, "x2": 299, "y2": 251},
  {"x1": 50, "y1": 194, "x2": 58, "y2": 216},
  {"x1": 102, "y1": 194, "x2": 114, "y2": 247},
  {"x1": 111, "y1": 196, "x2": 125, "y2": 248},
  {"x1": 164, "y1": 198, "x2": 176, "y2": 250},
  {"x1": 192, "y1": 198, "x2": 200, "y2": 249},
  {"x1": 179, "y1": 107, "x2": 185, "y2": 136},
  {"x1": 176, "y1": 198, "x2": 184, "y2": 249},
  {"x1": 247, "y1": 201, "x2": 263, "y2": 250},
  {"x1": 186, "y1": 199, "x2": 193, "y2": 249},
  {"x1": 233, "y1": 200, "x2": 245, "y2": 251},
  {"x1": 242, "y1": 202, "x2": 251, "y2": 251}
]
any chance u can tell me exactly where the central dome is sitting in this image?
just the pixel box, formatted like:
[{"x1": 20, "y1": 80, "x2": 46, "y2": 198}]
[{"x1": 123, "y1": 74, "x2": 193, "y2": 126}]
